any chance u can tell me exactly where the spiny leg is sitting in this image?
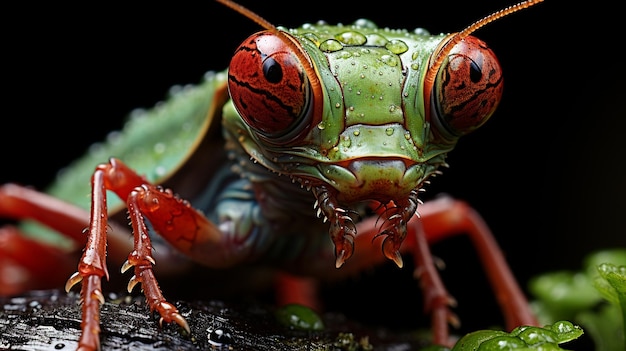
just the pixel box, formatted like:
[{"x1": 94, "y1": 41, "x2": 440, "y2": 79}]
[
  {"x1": 64, "y1": 159, "x2": 190, "y2": 350},
  {"x1": 64, "y1": 166, "x2": 111, "y2": 351},
  {"x1": 416, "y1": 195, "x2": 538, "y2": 331},
  {"x1": 405, "y1": 213, "x2": 458, "y2": 345},
  {"x1": 121, "y1": 184, "x2": 189, "y2": 331},
  {"x1": 314, "y1": 194, "x2": 537, "y2": 346},
  {"x1": 311, "y1": 186, "x2": 456, "y2": 345},
  {"x1": 375, "y1": 194, "x2": 458, "y2": 345},
  {"x1": 379, "y1": 195, "x2": 538, "y2": 345}
]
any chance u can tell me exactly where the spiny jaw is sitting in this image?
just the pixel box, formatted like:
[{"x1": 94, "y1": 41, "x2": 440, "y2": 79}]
[
  {"x1": 282, "y1": 156, "x2": 435, "y2": 267},
  {"x1": 310, "y1": 182, "x2": 422, "y2": 268}
]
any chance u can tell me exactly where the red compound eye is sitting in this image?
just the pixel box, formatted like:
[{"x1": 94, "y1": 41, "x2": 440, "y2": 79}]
[
  {"x1": 432, "y1": 36, "x2": 503, "y2": 136},
  {"x1": 228, "y1": 31, "x2": 312, "y2": 138}
]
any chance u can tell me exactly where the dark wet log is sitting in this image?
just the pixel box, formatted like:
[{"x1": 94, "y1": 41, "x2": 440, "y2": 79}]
[{"x1": 0, "y1": 289, "x2": 429, "y2": 351}]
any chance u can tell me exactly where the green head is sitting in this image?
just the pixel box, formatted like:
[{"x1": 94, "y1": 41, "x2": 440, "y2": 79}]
[
  {"x1": 225, "y1": 21, "x2": 502, "y2": 205},
  {"x1": 220, "y1": 0, "x2": 542, "y2": 266}
]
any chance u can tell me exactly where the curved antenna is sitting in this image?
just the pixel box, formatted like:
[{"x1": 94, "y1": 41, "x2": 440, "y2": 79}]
[
  {"x1": 423, "y1": 0, "x2": 544, "y2": 121},
  {"x1": 216, "y1": 0, "x2": 277, "y2": 32},
  {"x1": 216, "y1": 0, "x2": 324, "y2": 123}
]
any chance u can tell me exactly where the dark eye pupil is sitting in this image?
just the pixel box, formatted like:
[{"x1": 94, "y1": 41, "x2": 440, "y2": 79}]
[
  {"x1": 469, "y1": 60, "x2": 482, "y2": 83},
  {"x1": 263, "y1": 57, "x2": 283, "y2": 83}
]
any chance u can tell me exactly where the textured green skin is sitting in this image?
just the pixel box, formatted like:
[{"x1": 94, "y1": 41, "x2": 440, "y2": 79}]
[{"x1": 224, "y1": 21, "x2": 453, "y2": 204}]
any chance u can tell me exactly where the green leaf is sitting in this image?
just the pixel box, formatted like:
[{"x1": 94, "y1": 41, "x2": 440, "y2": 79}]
[
  {"x1": 529, "y1": 249, "x2": 626, "y2": 351},
  {"x1": 450, "y1": 321, "x2": 583, "y2": 351}
]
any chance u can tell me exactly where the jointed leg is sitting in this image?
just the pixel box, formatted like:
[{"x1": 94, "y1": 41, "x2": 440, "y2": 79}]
[
  {"x1": 63, "y1": 158, "x2": 223, "y2": 350},
  {"x1": 416, "y1": 196, "x2": 538, "y2": 331},
  {"x1": 321, "y1": 195, "x2": 537, "y2": 346}
]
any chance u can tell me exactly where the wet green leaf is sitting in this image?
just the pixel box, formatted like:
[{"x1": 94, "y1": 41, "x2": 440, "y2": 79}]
[
  {"x1": 449, "y1": 321, "x2": 583, "y2": 351},
  {"x1": 529, "y1": 249, "x2": 626, "y2": 351}
]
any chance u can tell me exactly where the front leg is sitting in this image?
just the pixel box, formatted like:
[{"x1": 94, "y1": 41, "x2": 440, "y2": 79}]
[
  {"x1": 64, "y1": 158, "x2": 242, "y2": 351},
  {"x1": 323, "y1": 195, "x2": 537, "y2": 347},
  {"x1": 415, "y1": 196, "x2": 538, "y2": 333}
]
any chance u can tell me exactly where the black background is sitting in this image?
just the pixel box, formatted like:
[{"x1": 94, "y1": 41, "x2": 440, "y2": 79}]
[{"x1": 2, "y1": 0, "x2": 624, "y2": 338}]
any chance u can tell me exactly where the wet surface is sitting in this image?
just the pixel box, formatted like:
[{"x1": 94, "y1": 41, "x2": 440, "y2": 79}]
[{"x1": 0, "y1": 289, "x2": 430, "y2": 351}]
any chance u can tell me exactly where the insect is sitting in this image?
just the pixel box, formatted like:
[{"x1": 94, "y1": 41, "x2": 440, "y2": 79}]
[{"x1": 0, "y1": 0, "x2": 544, "y2": 349}]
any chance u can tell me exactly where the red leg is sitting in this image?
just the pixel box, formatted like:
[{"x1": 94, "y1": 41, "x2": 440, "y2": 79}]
[
  {"x1": 379, "y1": 195, "x2": 536, "y2": 345},
  {"x1": 274, "y1": 272, "x2": 322, "y2": 312},
  {"x1": 0, "y1": 184, "x2": 131, "y2": 296},
  {"x1": 0, "y1": 226, "x2": 75, "y2": 295},
  {"x1": 318, "y1": 195, "x2": 537, "y2": 347},
  {"x1": 416, "y1": 196, "x2": 538, "y2": 331},
  {"x1": 64, "y1": 158, "x2": 236, "y2": 350}
]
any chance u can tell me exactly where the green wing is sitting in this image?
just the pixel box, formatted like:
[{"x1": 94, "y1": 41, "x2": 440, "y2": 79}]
[{"x1": 22, "y1": 70, "x2": 229, "y2": 247}]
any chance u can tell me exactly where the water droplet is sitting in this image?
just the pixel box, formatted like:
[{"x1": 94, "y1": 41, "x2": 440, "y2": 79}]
[
  {"x1": 303, "y1": 32, "x2": 321, "y2": 46},
  {"x1": 338, "y1": 51, "x2": 352, "y2": 59},
  {"x1": 319, "y1": 39, "x2": 343, "y2": 52},
  {"x1": 106, "y1": 131, "x2": 122, "y2": 145},
  {"x1": 317, "y1": 122, "x2": 326, "y2": 130},
  {"x1": 335, "y1": 31, "x2": 367, "y2": 46},
  {"x1": 146, "y1": 197, "x2": 159, "y2": 211},
  {"x1": 413, "y1": 28, "x2": 430, "y2": 36},
  {"x1": 353, "y1": 18, "x2": 378, "y2": 29},
  {"x1": 353, "y1": 129, "x2": 360, "y2": 136},
  {"x1": 385, "y1": 127, "x2": 394, "y2": 136},
  {"x1": 207, "y1": 327, "x2": 233, "y2": 346},
  {"x1": 365, "y1": 33, "x2": 389, "y2": 46},
  {"x1": 380, "y1": 55, "x2": 398, "y2": 67},
  {"x1": 385, "y1": 39, "x2": 409, "y2": 54},
  {"x1": 340, "y1": 135, "x2": 351, "y2": 148},
  {"x1": 153, "y1": 142, "x2": 166, "y2": 154},
  {"x1": 155, "y1": 166, "x2": 167, "y2": 177}
]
